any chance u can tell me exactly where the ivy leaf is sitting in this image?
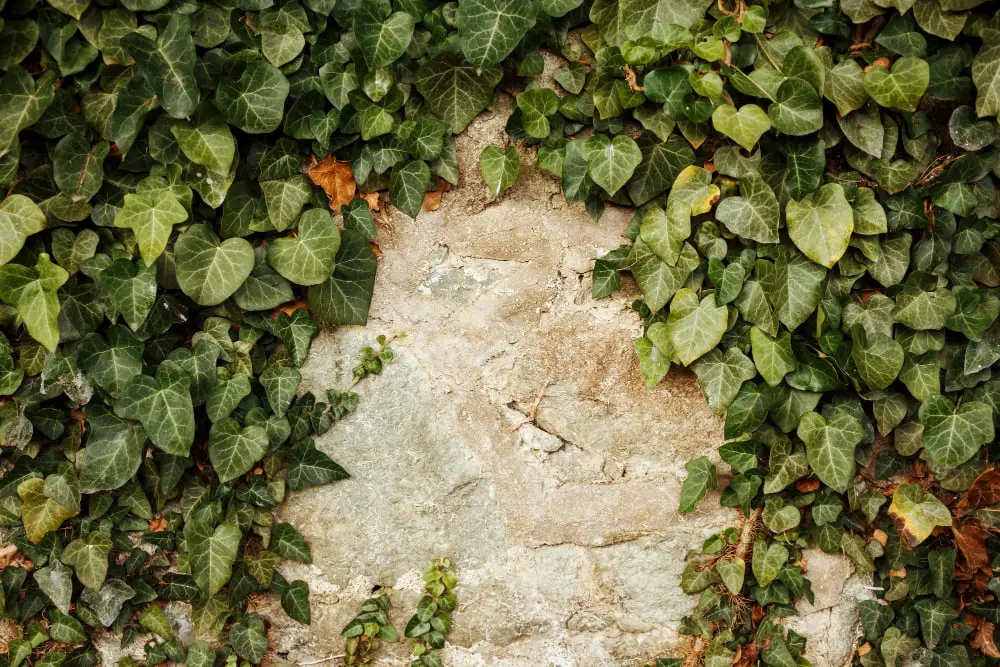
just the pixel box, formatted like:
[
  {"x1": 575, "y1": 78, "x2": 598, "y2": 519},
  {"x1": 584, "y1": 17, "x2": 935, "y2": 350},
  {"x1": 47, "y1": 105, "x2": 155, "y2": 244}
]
[
  {"x1": 716, "y1": 171, "x2": 779, "y2": 244},
  {"x1": 34, "y1": 560, "x2": 74, "y2": 613},
  {"x1": 206, "y1": 369, "x2": 252, "y2": 423},
  {"x1": 716, "y1": 557, "x2": 745, "y2": 595},
  {"x1": 171, "y1": 110, "x2": 236, "y2": 175},
  {"x1": 175, "y1": 224, "x2": 254, "y2": 306},
  {"x1": 282, "y1": 580, "x2": 312, "y2": 625},
  {"x1": 583, "y1": 134, "x2": 642, "y2": 194},
  {"x1": 626, "y1": 135, "x2": 694, "y2": 206},
  {"x1": 79, "y1": 404, "x2": 145, "y2": 493},
  {"x1": 261, "y1": 363, "x2": 301, "y2": 417},
  {"x1": 18, "y1": 477, "x2": 78, "y2": 543},
  {"x1": 768, "y1": 78, "x2": 824, "y2": 136},
  {"x1": 208, "y1": 418, "x2": 269, "y2": 483},
  {"x1": 863, "y1": 57, "x2": 929, "y2": 112},
  {"x1": 100, "y1": 259, "x2": 157, "y2": 331},
  {"x1": 261, "y1": 175, "x2": 312, "y2": 232},
  {"x1": 888, "y1": 483, "x2": 953, "y2": 547},
  {"x1": 414, "y1": 55, "x2": 503, "y2": 135},
  {"x1": 286, "y1": 438, "x2": 350, "y2": 490},
  {"x1": 634, "y1": 337, "x2": 670, "y2": 388},
  {"x1": 639, "y1": 201, "x2": 691, "y2": 266},
  {"x1": 114, "y1": 362, "x2": 195, "y2": 457},
  {"x1": 629, "y1": 240, "x2": 699, "y2": 313},
  {"x1": 355, "y1": 0, "x2": 415, "y2": 69},
  {"x1": 457, "y1": 0, "x2": 538, "y2": 68},
  {"x1": 113, "y1": 189, "x2": 188, "y2": 267},
  {"x1": 480, "y1": 145, "x2": 520, "y2": 198},
  {"x1": 0, "y1": 195, "x2": 46, "y2": 266},
  {"x1": 216, "y1": 60, "x2": 289, "y2": 134},
  {"x1": 184, "y1": 515, "x2": 242, "y2": 596},
  {"x1": 61, "y1": 531, "x2": 112, "y2": 590},
  {"x1": 121, "y1": 15, "x2": 199, "y2": 119},
  {"x1": 797, "y1": 410, "x2": 864, "y2": 493},
  {"x1": 824, "y1": 59, "x2": 869, "y2": 116},
  {"x1": 390, "y1": 160, "x2": 431, "y2": 218},
  {"x1": 79, "y1": 580, "x2": 135, "y2": 628},
  {"x1": 678, "y1": 456, "x2": 716, "y2": 514},
  {"x1": 666, "y1": 289, "x2": 728, "y2": 366},
  {"x1": 712, "y1": 104, "x2": 771, "y2": 151},
  {"x1": 750, "y1": 327, "x2": 797, "y2": 387},
  {"x1": 851, "y1": 327, "x2": 904, "y2": 391},
  {"x1": 48, "y1": 609, "x2": 86, "y2": 644},
  {"x1": 272, "y1": 522, "x2": 313, "y2": 563},
  {"x1": 235, "y1": 249, "x2": 295, "y2": 311},
  {"x1": 0, "y1": 254, "x2": 69, "y2": 351},
  {"x1": 724, "y1": 382, "x2": 770, "y2": 439},
  {"x1": 274, "y1": 309, "x2": 319, "y2": 367},
  {"x1": 919, "y1": 395, "x2": 994, "y2": 468},
  {"x1": 785, "y1": 183, "x2": 854, "y2": 269},
  {"x1": 308, "y1": 230, "x2": 378, "y2": 325},
  {"x1": 973, "y1": 42, "x2": 1000, "y2": 118},
  {"x1": 231, "y1": 614, "x2": 269, "y2": 663},
  {"x1": 268, "y1": 209, "x2": 340, "y2": 286},
  {"x1": 752, "y1": 541, "x2": 788, "y2": 587},
  {"x1": 692, "y1": 346, "x2": 757, "y2": 414}
]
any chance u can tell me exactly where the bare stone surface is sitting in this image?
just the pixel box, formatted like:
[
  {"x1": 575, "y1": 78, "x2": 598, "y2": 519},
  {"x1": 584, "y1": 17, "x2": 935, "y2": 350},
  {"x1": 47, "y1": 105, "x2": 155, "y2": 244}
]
[{"x1": 258, "y1": 111, "x2": 867, "y2": 666}]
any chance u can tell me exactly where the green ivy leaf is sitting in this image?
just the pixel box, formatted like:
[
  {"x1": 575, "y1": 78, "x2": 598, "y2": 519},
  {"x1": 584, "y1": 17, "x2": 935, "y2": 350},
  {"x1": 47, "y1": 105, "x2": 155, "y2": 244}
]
[
  {"x1": 666, "y1": 289, "x2": 728, "y2": 366},
  {"x1": 268, "y1": 209, "x2": 341, "y2": 286},
  {"x1": 480, "y1": 145, "x2": 520, "y2": 198},
  {"x1": 678, "y1": 456, "x2": 716, "y2": 514},
  {"x1": 175, "y1": 224, "x2": 254, "y2": 306},
  {"x1": 863, "y1": 57, "x2": 929, "y2": 111},
  {"x1": 692, "y1": 346, "x2": 757, "y2": 413},
  {"x1": 457, "y1": 0, "x2": 538, "y2": 68},
  {"x1": 112, "y1": 189, "x2": 189, "y2": 267},
  {"x1": 286, "y1": 438, "x2": 350, "y2": 490},
  {"x1": 184, "y1": 514, "x2": 242, "y2": 596},
  {"x1": 583, "y1": 134, "x2": 642, "y2": 194},
  {"x1": 715, "y1": 171, "x2": 779, "y2": 244},
  {"x1": 768, "y1": 78, "x2": 824, "y2": 136},
  {"x1": 0, "y1": 195, "x2": 46, "y2": 267},
  {"x1": 208, "y1": 418, "x2": 269, "y2": 483},
  {"x1": 18, "y1": 477, "x2": 78, "y2": 543},
  {"x1": 797, "y1": 410, "x2": 864, "y2": 493},
  {"x1": 785, "y1": 183, "x2": 854, "y2": 269},
  {"x1": 230, "y1": 614, "x2": 269, "y2": 663},
  {"x1": 121, "y1": 15, "x2": 199, "y2": 119},
  {"x1": 282, "y1": 580, "x2": 312, "y2": 625},
  {"x1": 750, "y1": 327, "x2": 797, "y2": 387},
  {"x1": 712, "y1": 104, "x2": 771, "y2": 151},
  {"x1": 61, "y1": 531, "x2": 112, "y2": 590},
  {"x1": 114, "y1": 362, "x2": 195, "y2": 457},
  {"x1": 919, "y1": 395, "x2": 994, "y2": 469}
]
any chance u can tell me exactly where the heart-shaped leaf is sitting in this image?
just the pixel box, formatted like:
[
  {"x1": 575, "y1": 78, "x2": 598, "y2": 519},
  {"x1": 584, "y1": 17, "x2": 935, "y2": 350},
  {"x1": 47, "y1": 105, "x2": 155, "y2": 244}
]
[
  {"x1": 716, "y1": 171, "x2": 779, "y2": 243},
  {"x1": 480, "y1": 145, "x2": 520, "y2": 198},
  {"x1": 0, "y1": 195, "x2": 45, "y2": 267},
  {"x1": 678, "y1": 456, "x2": 717, "y2": 514},
  {"x1": 268, "y1": 209, "x2": 341, "y2": 286},
  {"x1": 390, "y1": 159, "x2": 431, "y2": 218},
  {"x1": 639, "y1": 200, "x2": 691, "y2": 266},
  {"x1": 354, "y1": 1, "x2": 416, "y2": 69},
  {"x1": 100, "y1": 259, "x2": 157, "y2": 331},
  {"x1": 919, "y1": 395, "x2": 994, "y2": 469},
  {"x1": 583, "y1": 134, "x2": 642, "y2": 194},
  {"x1": 114, "y1": 362, "x2": 194, "y2": 456},
  {"x1": 863, "y1": 56, "x2": 929, "y2": 112},
  {"x1": 797, "y1": 410, "x2": 864, "y2": 493},
  {"x1": 78, "y1": 404, "x2": 146, "y2": 493},
  {"x1": 851, "y1": 327, "x2": 904, "y2": 390},
  {"x1": 34, "y1": 560, "x2": 74, "y2": 614},
  {"x1": 888, "y1": 483, "x2": 953, "y2": 547},
  {"x1": 750, "y1": 327, "x2": 797, "y2": 387},
  {"x1": 171, "y1": 109, "x2": 236, "y2": 174},
  {"x1": 415, "y1": 55, "x2": 503, "y2": 134},
  {"x1": 666, "y1": 288, "x2": 728, "y2": 366},
  {"x1": 230, "y1": 614, "x2": 269, "y2": 663},
  {"x1": 0, "y1": 254, "x2": 69, "y2": 351},
  {"x1": 216, "y1": 60, "x2": 289, "y2": 134},
  {"x1": 61, "y1": 531, "x2": 112, "y2": 590},
  {"x1": 175, "y1": 224, "x2": 254, "y2": 306},
  {"x1": 208, "y1": 418, "x2": 270, "y2": 483},
  {"x1": 121, "y1": 15, "x2": 199, "y2": 119},
  {"x1": 18, "y1": 477, "x2": 78, "y2": 543},
  {"x1": 79, "y1": 580, "x2": 135, "y2": 628},
  {"x1": 768, "y1": 78, "x2": 824, "y2": 136},
  {"x1": 457, "y1": 0, "x2": 538, "y2": 68},
  {"x1": 692, "y1": 347, "x2": 757, "y2": 413},
  {"x1": 785, "y1": 183, "x2": 854, "y2": 269},
  {"x1": 948, "y1": 104, "x2": 996, "y2": 150},
  {"x1": 185, "y1": 514, "x2": 242, "y2": 596},
  {"x1": 712, "y1": 104, "x2": 771, "y2": 151}
]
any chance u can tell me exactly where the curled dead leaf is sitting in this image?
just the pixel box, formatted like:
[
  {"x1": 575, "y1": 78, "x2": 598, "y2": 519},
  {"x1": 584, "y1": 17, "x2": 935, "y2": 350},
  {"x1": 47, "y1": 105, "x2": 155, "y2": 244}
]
[
  {"x1": 308, "y1": 156, "x2": 356, "y2": 210},
  {"x1": 361, "y1": 191, "x2": 380, "y2": 211},
  {"x1": 956, "y1": 468, "x2": 1000, "y2": 516},
  {"x1": 422, "y1": 190, "x2": 442, "y2": 212}
]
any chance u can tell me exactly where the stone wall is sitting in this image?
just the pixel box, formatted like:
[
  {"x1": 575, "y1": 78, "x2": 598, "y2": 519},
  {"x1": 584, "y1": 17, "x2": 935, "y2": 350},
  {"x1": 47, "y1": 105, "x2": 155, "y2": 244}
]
[{"x1": 241, "y1": 112, "x2": 871, "y2": 666}]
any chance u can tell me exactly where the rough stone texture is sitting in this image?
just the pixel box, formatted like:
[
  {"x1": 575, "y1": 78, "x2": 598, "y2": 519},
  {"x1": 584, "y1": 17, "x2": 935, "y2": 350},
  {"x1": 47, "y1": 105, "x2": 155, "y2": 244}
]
[{"x1": 255, "y1": 110, "x2": 868, "y2": 666}]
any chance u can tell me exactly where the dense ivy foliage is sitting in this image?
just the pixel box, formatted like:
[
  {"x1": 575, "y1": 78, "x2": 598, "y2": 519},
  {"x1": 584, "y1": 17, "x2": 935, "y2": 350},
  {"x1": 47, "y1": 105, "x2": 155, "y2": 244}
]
[{"x1": 475, "y1": 0, "x2": 1000, "y2": 665}]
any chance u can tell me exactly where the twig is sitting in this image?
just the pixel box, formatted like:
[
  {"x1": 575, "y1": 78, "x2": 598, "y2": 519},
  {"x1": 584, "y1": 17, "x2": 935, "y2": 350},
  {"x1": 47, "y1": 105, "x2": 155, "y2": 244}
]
[{"x1": 298, "y1": 655, "x2": 345, "y2": 665}]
